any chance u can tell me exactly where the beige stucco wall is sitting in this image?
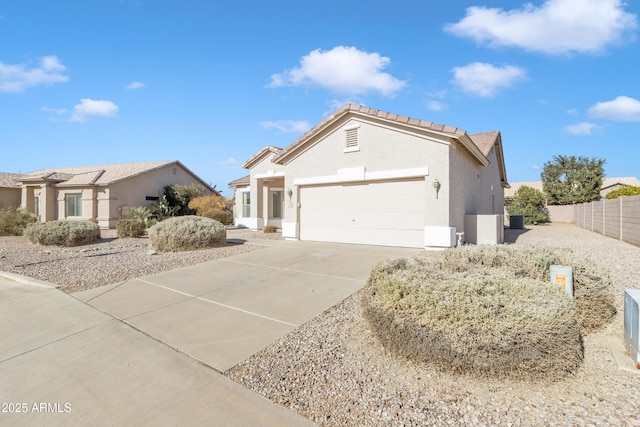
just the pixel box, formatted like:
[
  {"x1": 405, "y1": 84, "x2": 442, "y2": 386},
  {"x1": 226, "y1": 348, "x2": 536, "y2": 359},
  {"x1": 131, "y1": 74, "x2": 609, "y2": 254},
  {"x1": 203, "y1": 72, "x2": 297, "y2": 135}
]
[
  {"x1": 0, "y1": 188, "x2": 21, "y2": 210},
  {"x1": 279, "y1": 117, "x2": 452, "y2": 230},
  {"x1": 105, "y1": 163, "x2": 213, "y2": 228}
]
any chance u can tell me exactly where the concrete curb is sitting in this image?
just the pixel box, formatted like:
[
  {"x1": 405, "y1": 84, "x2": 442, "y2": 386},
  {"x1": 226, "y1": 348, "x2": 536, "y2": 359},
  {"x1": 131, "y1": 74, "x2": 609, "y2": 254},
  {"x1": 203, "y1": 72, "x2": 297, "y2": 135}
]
[{"x1": 0, "y1": 271, "x2": 59, "y2": 289}]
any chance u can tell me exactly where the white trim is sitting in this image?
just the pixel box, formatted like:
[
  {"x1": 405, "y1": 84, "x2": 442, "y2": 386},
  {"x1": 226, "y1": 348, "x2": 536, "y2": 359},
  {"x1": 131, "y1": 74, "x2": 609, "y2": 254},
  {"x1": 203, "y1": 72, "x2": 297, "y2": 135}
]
[
  {"x1": 424, "y1": 226, "x2": 456, "y2": 249},
  {"x1": 343, "y1": 123, "x2": 361, "y2": 131},
  {"x1": 254, "y1": 170, "x2": 285, "y2": 179},
  {"x1": 282, "y1": 222, "x2": 298, "y2": 240},
  {"x1": 343, "y1": 146, "x2": 360, "y2": 153},
  {"x1": 293, "y1": 166, "x2": 429, "y2": 186}
]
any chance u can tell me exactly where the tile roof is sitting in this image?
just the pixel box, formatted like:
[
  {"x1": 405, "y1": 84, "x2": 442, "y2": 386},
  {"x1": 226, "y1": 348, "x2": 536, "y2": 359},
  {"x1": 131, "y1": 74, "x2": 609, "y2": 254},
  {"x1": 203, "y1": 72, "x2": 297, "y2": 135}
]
[
  {"x1": 19, "y1": 161, "x2": 179, "y2": 186},
  {"x1": 241, "y1": 146, "x2": 283, "y2": 169},
  {"x1": 469, "y1": 131, "x2": 500, "y2": 157},
  {"x1": 228, "y1": 175, "x2": 250, "y2": 188},
  {"x1": 0, "y1": 172, "x2": 22, "y2": 188}
]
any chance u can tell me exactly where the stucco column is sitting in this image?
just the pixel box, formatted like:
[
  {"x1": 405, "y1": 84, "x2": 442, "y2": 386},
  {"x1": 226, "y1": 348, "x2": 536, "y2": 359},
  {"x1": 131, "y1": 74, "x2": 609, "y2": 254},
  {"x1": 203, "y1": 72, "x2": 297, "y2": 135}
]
[
  {"x1": 41, "y1": 184, "x2": 57, "y2": 222},
  {"x1": 21, "y1": 186, "x2": 34, "y2": 213}
]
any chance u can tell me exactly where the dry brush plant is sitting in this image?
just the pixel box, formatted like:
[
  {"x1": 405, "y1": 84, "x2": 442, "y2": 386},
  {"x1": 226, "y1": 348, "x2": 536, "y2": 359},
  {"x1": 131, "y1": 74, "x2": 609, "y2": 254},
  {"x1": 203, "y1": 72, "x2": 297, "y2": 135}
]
[
  {"x1": 148, "y1": 215, "x2": 226, "y2": 252},
  {"x1": 24, "y1": 220, "x2": 101, "y2": 247},
  {"x1": 362, "y1": 245, "x2": 616, "y2": 382}
]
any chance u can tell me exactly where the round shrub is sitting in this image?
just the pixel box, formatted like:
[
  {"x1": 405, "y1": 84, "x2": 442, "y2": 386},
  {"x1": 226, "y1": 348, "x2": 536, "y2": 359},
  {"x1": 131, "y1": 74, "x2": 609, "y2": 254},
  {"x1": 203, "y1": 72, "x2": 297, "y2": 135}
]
[
  {"x1": 24, "y1": 220, "x2": 101, "y2": 247},
  {"x1": 201, "y1": 209, "x2": 233, "y2": 226},
  {"x1": 362, "y1": 245, "x2": 616, "y2": 381},
  {"x1": 116, "y1": 219, "x2": 147, "y2": 238},
  {"x1": 148, "y1": 215, "x2": 226, "y2": 252}
]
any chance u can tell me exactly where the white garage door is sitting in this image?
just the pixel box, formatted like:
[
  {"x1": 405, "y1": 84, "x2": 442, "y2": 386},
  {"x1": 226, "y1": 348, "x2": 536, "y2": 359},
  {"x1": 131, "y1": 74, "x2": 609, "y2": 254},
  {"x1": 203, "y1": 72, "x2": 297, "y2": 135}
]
[{"x1": 299, "y1": 179, "x2": 426, "y2": 248}]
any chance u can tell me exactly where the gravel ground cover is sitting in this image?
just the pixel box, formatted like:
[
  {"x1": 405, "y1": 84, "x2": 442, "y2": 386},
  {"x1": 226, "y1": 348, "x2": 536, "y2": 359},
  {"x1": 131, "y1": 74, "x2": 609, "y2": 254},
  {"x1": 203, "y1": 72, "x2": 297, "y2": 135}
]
[
  {"x1": 0, "y1": 228, "x2": 280, "y2": 293},
  {"x1": 227, "y1": 224, "x2": 640, "y2": 426},
  {"x1": 2, "y1": 223, "x2": 639, "y2": 425}
]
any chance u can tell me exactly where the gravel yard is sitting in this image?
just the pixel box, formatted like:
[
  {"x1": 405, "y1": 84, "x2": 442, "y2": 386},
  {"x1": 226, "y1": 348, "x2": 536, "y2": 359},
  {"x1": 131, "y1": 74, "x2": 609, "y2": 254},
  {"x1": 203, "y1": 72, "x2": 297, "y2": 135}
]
[
  {"x1": 227, "y1": 224, "x2": 640, "y2": 426},
  {"x1": 0, "y1": 228, "x2": 280, "y2": 293},
  {"x1": 2, "y1": 223, "x2": 639, "y2": 425}
]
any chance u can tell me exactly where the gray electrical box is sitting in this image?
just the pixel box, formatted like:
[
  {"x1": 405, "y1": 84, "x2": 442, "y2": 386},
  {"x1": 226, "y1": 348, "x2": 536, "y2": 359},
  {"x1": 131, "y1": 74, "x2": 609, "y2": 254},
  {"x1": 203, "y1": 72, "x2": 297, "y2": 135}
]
[
  {"x1": 624, "y1": 289, "x2": 640, "y2": 368},
  {"x1": 550, "y1": 265, "x2": 573, "y2": 298}
]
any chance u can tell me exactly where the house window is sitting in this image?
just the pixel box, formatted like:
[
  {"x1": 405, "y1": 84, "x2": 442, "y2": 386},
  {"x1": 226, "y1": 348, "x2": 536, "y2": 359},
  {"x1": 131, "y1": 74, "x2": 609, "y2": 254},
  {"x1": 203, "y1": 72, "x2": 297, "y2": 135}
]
[
  {"x1": 66, "y1": 194, "x2": 82, "y2": 217},
  {"x1": 343, "y1": 123, "x2": 360, "y2": 153},
  {"x1": 272, "y1": 191, "x2": 282, "y2": 218},
  {"x1": 34, "y1": 196, "x2": 39, "y2": 218},
  {"x1": 241, "y1": 192, "x2": 250, "y2": 217}
]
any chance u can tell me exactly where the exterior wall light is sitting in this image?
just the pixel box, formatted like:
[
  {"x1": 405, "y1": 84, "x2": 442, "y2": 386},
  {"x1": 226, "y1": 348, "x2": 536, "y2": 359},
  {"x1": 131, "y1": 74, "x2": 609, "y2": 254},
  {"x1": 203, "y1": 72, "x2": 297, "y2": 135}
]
[
  {"x1": 433, "y1": 178, "x2": 441, "y2": 199},
  {"x1": 287, "y1": 188, "x2": 293, "y2": 207}
]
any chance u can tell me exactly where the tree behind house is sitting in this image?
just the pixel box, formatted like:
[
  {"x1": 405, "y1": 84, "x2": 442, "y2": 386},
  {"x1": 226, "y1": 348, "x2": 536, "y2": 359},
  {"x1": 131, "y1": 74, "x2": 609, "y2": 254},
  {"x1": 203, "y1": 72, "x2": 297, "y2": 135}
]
[{"x1": 542, "y1": 155, "x2": 605, "y2": 205}]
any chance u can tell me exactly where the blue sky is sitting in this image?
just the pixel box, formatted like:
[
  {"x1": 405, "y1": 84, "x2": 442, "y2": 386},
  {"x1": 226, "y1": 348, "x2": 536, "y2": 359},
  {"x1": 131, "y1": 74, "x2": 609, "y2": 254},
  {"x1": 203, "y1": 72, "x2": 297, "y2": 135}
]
[{"x1": 1, "y1": 0, "x2": 638, "y2": 195}]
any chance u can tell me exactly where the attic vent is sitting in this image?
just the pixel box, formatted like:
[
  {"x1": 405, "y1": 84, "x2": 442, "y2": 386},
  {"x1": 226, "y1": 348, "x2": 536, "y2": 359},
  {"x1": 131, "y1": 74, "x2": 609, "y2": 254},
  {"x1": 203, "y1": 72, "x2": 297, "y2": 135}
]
[{"x1": 343, "y1": 123, "x2": 360, "y2": 153}]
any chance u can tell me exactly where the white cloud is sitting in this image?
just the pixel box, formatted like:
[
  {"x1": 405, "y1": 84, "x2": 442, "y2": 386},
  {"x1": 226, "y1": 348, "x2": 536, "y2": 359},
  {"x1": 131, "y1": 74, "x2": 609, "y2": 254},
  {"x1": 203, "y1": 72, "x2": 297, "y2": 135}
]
[
  {"x1": 451, "y1": 62, "x2": 526, "y2": 97},
  {"x1": 40, "y1": 106, "x2": 68, "y2": 115},
  {"x1": 70, "y1": 99, "x2": 119, "y2": 122},
  {"x1": 126, "y1": 81, "x2": 145, "y2": 90},
  {"x1": 218, "y1": 158, "x2": 239, "y2": 170},
  {"x1": 269, "y1": 46, "x2": 406, "y2": 96},
  {"x1": 445, "y1": 0, "x2": 637, "y2": 55},
  {"x1": 0, "y1": 55, "x2": 69, "y2": 93},
  {"x1": 564, "y1": 122, "x2": 598, "y2": 135},
  {"x1": 259, "y1": 120, "x2": 311, "y2": 133},
  {"x1": 588, "y1": 96, "x2": 640, "y2": 121},
  {"x1": 427, "y1": 100, "x2": 447, "y2": 112}
]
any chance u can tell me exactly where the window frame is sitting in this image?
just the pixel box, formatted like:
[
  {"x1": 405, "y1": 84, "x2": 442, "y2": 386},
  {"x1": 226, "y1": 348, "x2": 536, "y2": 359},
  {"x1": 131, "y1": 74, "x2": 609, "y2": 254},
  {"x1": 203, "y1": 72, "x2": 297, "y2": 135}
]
[{"x1": 66, "y1": 194, "x2": 83, "y2": 217}]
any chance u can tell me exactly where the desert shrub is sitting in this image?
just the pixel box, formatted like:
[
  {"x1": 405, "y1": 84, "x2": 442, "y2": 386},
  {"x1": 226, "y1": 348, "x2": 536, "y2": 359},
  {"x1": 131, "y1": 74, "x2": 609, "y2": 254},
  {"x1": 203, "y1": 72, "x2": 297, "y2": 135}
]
[
  {"x1": 263, "y1": 225, "x2": 278, "y2": 233},
  {"x1": 605, "y1": 185, "x2": 640, "y2": 199},
  {"x1": 362, "y1": 245, "x2": 616, "y2": 381},
  {"x1": 188, "y1": 195, "x2": 233, "y2": 216},
  {"x1": 163, "y1": 184, "x2": 208, "y2": 216},
  {"x1": 439, "y1": 245, "x2": 616, "y2": 333},
  {"x1": 116, "y1": 219, "x2": 147, "y2": 238},
  {"x1": 201, "y1": 209, "x2": 233, "y2": 226},
  {"x1": 128, "y1": 206, "x2": 152, "y2": 226},
  {"x1": 149, "y1": 195, "x2": 179, "y2": 222},
  {"x1": 148, "y1": 215, "x2": 226, "y2": 252},
  {"x1": 506, "y1": 185, "x2": 549, "y2": 225},
  {"x1": 24, "y1": 220, "x2": 100, "y2": 246},
  {"x1": 0, "y1": 207, "x2": 37, "y2": 236}
]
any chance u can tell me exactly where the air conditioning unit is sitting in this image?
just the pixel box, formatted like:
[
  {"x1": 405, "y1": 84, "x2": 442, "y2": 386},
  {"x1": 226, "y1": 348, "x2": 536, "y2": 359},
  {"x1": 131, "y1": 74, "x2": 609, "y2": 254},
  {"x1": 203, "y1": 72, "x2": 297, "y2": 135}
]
[{"x1": 624, "y1": 289, "x2": 640, "y2": 368}]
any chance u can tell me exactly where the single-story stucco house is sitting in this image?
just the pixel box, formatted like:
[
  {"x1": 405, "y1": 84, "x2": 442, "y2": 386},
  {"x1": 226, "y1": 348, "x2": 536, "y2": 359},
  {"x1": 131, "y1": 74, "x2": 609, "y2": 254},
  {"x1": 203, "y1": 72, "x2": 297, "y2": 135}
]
[
  {"x1": 229, "y1": 104, "x2": 509, "y2": 249},
  {"x1": 0, "y1": 172, "x2": 22, "y2": 210},
  {"x1": 8, "y1": 160, "x2": 216, "y2": 229}
]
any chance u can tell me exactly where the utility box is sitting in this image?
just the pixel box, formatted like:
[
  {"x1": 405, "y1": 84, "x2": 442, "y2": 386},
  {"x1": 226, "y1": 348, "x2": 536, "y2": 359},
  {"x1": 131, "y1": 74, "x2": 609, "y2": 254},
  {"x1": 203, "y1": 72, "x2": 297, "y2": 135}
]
[
  {"x1": 464, "y1": 214, "x2": 504, "y2": 245},
  {"x1": 509, "y1": 215, "x2": 524, "y2": 229},
  {"x1": 624, "y1": 289, "x2": 640, "y2": 368},
  {"x1": 550, "y1": 265, "x2": 574, "y2": 298}
]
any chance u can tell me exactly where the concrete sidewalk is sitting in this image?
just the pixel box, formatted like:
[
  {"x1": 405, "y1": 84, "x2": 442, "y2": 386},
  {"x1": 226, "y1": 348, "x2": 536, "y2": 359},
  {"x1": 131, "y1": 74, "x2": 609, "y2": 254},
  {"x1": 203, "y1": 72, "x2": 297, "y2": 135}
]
[
  {"x1": 0, "y1": 239, "x2": 418, "y2": 426},
  {"x1": 0, "y1": 276, "x2": 316, "y2": 427}
]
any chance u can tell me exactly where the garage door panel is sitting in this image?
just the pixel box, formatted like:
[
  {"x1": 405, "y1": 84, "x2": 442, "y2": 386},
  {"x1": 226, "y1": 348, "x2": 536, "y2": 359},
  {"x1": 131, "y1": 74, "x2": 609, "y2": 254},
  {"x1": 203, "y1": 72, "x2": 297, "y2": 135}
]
[{"x1": 299, "y1": 179, "x2": 426, "y2": 248}]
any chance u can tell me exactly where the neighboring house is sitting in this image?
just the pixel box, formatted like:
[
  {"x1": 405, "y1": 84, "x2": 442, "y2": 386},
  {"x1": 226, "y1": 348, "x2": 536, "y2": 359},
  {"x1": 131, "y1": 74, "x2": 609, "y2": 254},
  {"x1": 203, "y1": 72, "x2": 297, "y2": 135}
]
[
  {"x1": 13, "y1": 161, "x2": 215, "y2": 228},
  {"x1": 505, "y1": 177, "x2": 640, "y2": 200},
  {"x1": 0, "y1": 172, "x2": 22, "y2": 210},
  {"x1": 229, "y1": 104, "x2": 508, "y2": 249}
]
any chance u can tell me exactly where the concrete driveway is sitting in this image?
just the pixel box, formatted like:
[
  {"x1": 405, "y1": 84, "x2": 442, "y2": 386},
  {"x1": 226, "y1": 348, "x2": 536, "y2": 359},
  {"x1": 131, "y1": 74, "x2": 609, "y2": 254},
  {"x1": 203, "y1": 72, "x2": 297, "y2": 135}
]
[
  {"x1": 73, "y1": 238, "x2": 419, "y2": 372},
  {"x1": 1, "y1": 238, "x2": 418, "y2": 426}
]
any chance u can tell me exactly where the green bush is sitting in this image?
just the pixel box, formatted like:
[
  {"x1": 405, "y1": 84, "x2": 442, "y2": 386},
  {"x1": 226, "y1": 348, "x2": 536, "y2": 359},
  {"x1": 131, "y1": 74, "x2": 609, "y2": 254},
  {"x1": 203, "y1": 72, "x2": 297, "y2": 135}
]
[
  {"x1": 605, "y1": 185, "x2": 640, "y2": 199},
  {"x1": 24, "y1": 220, "x2": 101, "y2": 246},
  {"x1": 201, "y1": 209, "x2": 233, "y2": 226},
  {"x1": 362, "y1": 245, "x2": 616, "y2": 381},
  {"x1": 506, "y1": 185, "x2": 549, "y2": 225},
  {"x1": 163, "y1": 184, "x2": 208, "y2": 216},
  {"x1": 0, "y1": 207, "x2": 37, "y2": 236},
  {"x1": 116, "y1": 219, "x2": 147, "y2": 238},
  {"x1": 128, "y1": 206, "x2": 152, "y2": 226},
  {"x1": 263, "y1": 225, "x2": 278, "y2": 233},
  {"x1": 148, "y1": 215, "x2": 226, "y2": 252}
]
